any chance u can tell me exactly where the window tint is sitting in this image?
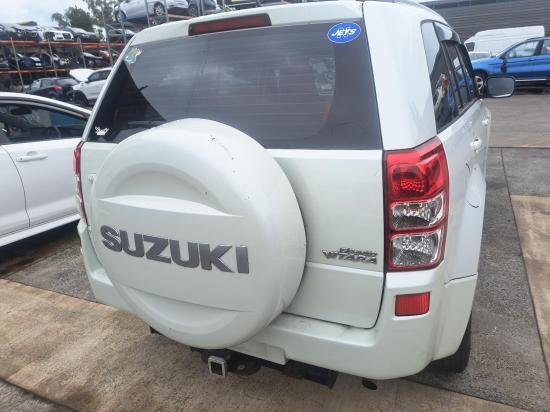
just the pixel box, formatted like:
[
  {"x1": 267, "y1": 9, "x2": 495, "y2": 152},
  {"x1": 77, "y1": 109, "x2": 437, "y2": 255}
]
[
  {"x1": 445, "y1": 44, "x2": 470, "y2": 105},
  {"x1": 88, "y1": 72, "x2": 101, "y2": 82},
  {"x1": 0, "y1": 105, "x2": 86, "y2": 144},
  {"x1": 56, "y1": 78, "x2": 77, "y2": 86},
  {"x1": 89, "y1": 22, "x2": 381, "y2": 149},
  {"x1": 541, "y1": 40, "x2": 550, "y2": 56},
  {"x1": 421, "y1": 22, "x2": 458, "y2": 132},
  {"x1": 457, "y1": 46, "x2": 477, "y2": 101},
  {"x1": 505, "y1": 41, "x2": 539, "y2": 59}
]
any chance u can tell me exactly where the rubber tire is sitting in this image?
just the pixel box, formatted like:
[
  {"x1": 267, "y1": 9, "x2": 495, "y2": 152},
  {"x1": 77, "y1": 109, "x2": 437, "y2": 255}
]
[
  {"x1": 435, "y1": 317, "x2": 472, "y2": 373},
  {"x1": 115, "y1": 10, "x2": 126, "y2": 23},
  {"x1": 474, "y1": 71, "x2": 487, "y2": 95},
  {"x1": 153, "y1": 2, "x2": 165, "y2": 16},
  {"x1": 74, "y1": 92, "x2": 89, "y2": 107},
  {"x1": 188, "y1": 4, "x2": 199, "y2": 17}
]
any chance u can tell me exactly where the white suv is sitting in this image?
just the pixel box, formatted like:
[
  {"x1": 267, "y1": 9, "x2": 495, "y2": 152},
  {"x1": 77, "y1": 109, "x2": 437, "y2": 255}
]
[
  {"x1": 71, "y1": 68, "x2": 112, "y2": 107},
  {"x1": 76, "y1": 0, "x2": 514, "y2": 381}
]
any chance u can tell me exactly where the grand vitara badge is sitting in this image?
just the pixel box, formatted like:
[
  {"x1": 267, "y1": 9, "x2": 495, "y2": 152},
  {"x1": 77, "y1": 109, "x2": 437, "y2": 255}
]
[
  {"x1": 100, "y1": 225, "x2": 250, "y2": 274},
  {"x1": 327, "y1": 22, "x2": 362, "y2": 44},
  {"x1": 322, "y1": 247, "x2": 377, "y2": 264}
]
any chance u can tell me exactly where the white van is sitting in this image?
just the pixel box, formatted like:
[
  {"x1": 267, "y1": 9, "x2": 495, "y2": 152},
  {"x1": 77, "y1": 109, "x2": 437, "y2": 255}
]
[{"x1": 465, "y1": 26, "x2": 545, "y2": 57}]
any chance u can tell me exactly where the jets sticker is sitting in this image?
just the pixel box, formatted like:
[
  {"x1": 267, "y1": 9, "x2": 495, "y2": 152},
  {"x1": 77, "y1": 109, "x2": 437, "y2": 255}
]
[{"x1": 327, "y1": 22, "x2": 362, "y2": 44}]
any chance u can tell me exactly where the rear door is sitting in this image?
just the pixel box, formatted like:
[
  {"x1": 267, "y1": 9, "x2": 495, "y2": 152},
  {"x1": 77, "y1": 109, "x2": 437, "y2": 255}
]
[
  {"x1": 82, "y1": 20, "x2": 386, "y2": 329},
  {"x1": 501, "y1": 40, "x2": 540, "y2": 80},
  {"x1": 0, "y1": 101, "x2": 87, "y2": 226},
  {"x1": 531, "y1": 39, "x2": 550, "y2": 81},
  {"x1": 422, "y1": 22, "x2": 487, "y2": 279},
  {"x1": 85, "y1": 71, "x2": 104, "y2": 100}
]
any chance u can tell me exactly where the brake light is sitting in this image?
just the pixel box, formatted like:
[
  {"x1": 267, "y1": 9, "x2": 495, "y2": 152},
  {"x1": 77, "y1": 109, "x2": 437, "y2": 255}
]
[
  {"x1": 189, "y1": 14, "x2": 271, "y2": 36},
  {"x1": 384, "y1": 137, "x2": 449, "y2": 271},
  {"x1": 53, "y1": 85, "x2": 63, "y2": 92},
  {"x1": 73, "y1": 140, "x2": 88, "y2": 224},
  {"x1": 395, "y1": 292, "x2": 430, "y2": 316}
]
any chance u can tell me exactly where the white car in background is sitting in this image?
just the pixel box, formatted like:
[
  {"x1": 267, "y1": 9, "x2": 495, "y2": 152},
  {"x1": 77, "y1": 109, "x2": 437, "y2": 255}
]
[
  {"x1": 0, "y1": 93, "x2": 89, "y2": 247},
  {"x1": 23, "y1": 25, "x2": 75, "y2": 41},
  {"x1": 114, "y1": 0, "x2": 189, "y2": 22},
  {"x1": 70, "y1": 68, "x2": 112, "y2": 107}
]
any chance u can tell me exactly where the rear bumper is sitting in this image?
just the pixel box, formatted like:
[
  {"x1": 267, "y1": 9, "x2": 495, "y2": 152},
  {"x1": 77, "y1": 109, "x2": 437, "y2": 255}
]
[{"x1": 78, "y1": 220, "x2": 476, "y2": 379}]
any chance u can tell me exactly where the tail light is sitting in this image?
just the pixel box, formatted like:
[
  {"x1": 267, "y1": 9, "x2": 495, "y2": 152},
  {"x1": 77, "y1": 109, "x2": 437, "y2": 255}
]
[
  {"x1": 384, "y1": 137, "x2": 449, "y2": 271},
  {"x1": 73, "y1": 140, "x2": 88, "y2": 224},
  {"x1": 52, "y1": 85, "x2": 63, "y2": 92},
  {"x1": 189, "y1": 14, "x2": 271, "y2": 36}
]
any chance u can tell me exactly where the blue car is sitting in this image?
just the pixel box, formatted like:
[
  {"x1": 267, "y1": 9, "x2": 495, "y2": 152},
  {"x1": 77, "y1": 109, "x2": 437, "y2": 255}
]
[{"x1": 472, "y1": 36, "x2": 550, "y2": 91}]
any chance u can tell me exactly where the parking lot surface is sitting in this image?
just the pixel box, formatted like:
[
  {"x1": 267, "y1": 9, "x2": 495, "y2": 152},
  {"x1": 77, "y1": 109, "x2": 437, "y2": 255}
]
[{"x1": 1, "y1": 93, "x2": 549, "y2": 411}]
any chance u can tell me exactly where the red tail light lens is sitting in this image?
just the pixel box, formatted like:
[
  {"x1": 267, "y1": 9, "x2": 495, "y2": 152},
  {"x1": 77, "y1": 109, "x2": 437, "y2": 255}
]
[
  {"x1": 395, "y1": 292, "x2": 430, "y2": 316},
  {"x1": 189, "y1": 14, "x2": 271, "y2": 36},
  {"x1": 73, "y1": 140, "x2": 88, "y2": 224},
  {"x1": 384, "y1": 137, "x2": 449, "y2": 271}
]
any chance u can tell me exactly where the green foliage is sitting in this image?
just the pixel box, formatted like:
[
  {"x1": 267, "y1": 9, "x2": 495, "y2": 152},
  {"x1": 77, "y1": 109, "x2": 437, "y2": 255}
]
[
  {"x1": 51, "y1": 6, "x2": 96, "y2": 31},
  {"x1": 81, "y1": 0, "x2": 118, "y2": 24}
]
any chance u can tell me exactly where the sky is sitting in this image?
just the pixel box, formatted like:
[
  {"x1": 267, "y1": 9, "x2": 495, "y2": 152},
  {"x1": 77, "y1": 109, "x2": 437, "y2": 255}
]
[{"x1": 2, "y1": 0, "x2": 95, "y2": 26}]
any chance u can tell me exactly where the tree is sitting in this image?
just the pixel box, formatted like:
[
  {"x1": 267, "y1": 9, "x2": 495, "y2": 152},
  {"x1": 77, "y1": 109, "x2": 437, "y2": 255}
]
[
  {"x1": 51, "y1": 7, "x2": 96, "y2": 31},
  {"x1": 81, "y1": 0, "x2": 118, "y2": 24}
]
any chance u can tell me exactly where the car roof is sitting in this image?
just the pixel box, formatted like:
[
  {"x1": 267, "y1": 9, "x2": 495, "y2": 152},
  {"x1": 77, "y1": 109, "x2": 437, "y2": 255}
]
[{"x1": 0, "y1": 92, "x2": 91, "y2": 117}]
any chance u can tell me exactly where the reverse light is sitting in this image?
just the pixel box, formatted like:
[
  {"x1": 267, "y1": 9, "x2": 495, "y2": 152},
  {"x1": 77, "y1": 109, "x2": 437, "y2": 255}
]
[
  {"x1": 395, "y1": 292, "x2": 430, "y2": 316},
  {"x1": 73, "y1": 140, "x2": 88, "y2": 224},
  {"x1": 384, "y1": 137, "x2": 449, "y2": 271},
  {"x1": 189, "y1": 14, "x2": 271, "y2": 36}
]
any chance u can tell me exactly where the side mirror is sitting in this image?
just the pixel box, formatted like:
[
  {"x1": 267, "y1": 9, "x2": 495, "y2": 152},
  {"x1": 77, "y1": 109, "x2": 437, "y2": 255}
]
[{"x1": 486, "y1": 76, "x2": 515, "y2": 98}]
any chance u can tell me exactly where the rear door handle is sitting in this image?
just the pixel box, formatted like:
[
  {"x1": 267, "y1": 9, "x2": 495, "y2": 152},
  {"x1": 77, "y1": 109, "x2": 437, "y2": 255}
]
[
  {"x1": 470, "y1": 138, "x2": 483, "y2": 152},
  {"x1": 16, "y1": 153, "x2": 48, "y2": 162}
]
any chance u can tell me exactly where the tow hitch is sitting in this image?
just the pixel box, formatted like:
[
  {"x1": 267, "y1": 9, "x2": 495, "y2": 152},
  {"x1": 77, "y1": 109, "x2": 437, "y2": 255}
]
[
  {"x1": 193, "y1": 348, "x2": 338, "y2": 388},
  {"x1": 208, "y1": 355, "x2": 228, "y2": 377}
]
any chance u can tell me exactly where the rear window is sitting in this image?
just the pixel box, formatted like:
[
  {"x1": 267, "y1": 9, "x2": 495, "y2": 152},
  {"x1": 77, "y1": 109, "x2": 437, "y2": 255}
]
[
  {"x1": 56, "y1": 78, "x2": 77, "y2": 86},
  {"x1": 88, "y1": 22, "x2": 381, "y2": 149}
]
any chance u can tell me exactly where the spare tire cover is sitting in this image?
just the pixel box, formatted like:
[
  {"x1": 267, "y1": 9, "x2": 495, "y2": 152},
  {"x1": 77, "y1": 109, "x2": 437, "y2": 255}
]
[{"x1": 90, "y1": 119, "x2": 306, "y2": 348}]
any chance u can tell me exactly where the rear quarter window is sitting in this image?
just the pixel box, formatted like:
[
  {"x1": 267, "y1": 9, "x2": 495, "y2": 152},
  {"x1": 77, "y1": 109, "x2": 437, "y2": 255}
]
[
  {"x1": 88, "y1": 22, "x2": 381, "y2": 150},
  {"x1": 421, "y1": 22, "x2": 458, "y2": 132}
]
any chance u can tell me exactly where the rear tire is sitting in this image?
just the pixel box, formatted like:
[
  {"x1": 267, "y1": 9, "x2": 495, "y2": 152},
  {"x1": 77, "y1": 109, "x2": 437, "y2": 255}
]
[
  {"x1": 115, "y1": 10, "x2": 126, "y2": 23},
  {"x1": 74, "y1": 92, "x2": 89, "y2": 107},
  {"x1": 434, "y1": 317, "x2": 471, "y2": 373},
  {"x1": 153, "y1": 2, "x2": 165, "y2": 16},
  {"x1": 188, "y1": 4, "x2": 199, "y2": 17},
  {"x1": 474, "y1": 71, "x2": 487, "y2": 94}
]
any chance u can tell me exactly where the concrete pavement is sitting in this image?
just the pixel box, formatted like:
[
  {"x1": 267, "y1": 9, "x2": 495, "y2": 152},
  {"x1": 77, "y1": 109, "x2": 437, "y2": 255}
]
[
  {"x1": 1, "y1": 93, "x2": 549, "y2": 411},
  {"x1": 0, "y1": 280, "x2": 521, "y2": 412}
]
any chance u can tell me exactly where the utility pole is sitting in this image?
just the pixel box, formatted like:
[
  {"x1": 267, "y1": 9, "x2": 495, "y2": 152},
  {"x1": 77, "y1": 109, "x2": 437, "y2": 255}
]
[
  {"x1": 144, "y1": 0, "x2": 151, "y2": 27},
  {"x1": 164, "y1": 0, "x2": 169, "y2": 22},
  {"x1": 78, "y1": 38, "x2": 87, "y2": 68},
  {"x1": 10, "y1": 38, "x2": 25, "y2": 91},
  {"x1": 101, "y1": 1, "x2": 114, "y2": 66},
  {"x1": 47, "y1": 38, "x2": 58, "y2": 77}
]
